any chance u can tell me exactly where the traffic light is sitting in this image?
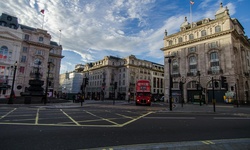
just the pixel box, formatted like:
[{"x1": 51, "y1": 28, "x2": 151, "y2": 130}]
[
  {"x1": 231, "y1": 86, "x2": 234, "y2": 91},
  {"x1": 221, "y1": 76, "x2": 227, "y2": 88},
  {"x1": 85, "y1": 78, "x2": 89, "y2": 85},
  {"x1": 114, "y1": 82, "x2": 117, "y2": 90}
]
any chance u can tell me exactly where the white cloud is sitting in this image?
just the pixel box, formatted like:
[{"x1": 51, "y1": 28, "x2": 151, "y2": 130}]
[{"x1": 1, "y1": 0, "x2": 248, "y2": 74}]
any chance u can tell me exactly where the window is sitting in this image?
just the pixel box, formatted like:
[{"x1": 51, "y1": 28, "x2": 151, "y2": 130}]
[
  {"x1": 210, "y1": 52, "x2": 220, "y2": 73},
  {"x1": 39, "y1": 37, "x2": 44, "y2": 42},
  {"x1": 209, "y1": 41, "x2": 219, "y2": 49},
  {"x1": 172, "y1": 59, "x2": 179, "y2": 74},
  {"x1": 210, "y1": 52, "x2": 218, "y2": 60},
  {"x1": 201, "y1": 30, "x2": 206, "y2": 36},
  {"x1": 24, "y1": 34, "x2": 29, "y2": 40},
  {"x1": 178, "y1": 37, "x2": 183, "y2": 43},
  {"x1": 189, "y1": 56, "x2": 197, "y2": 73},
  {"x1": 36, "y1": 50, "x2": 43, "y2": 55},
  {"x1": 188, "y1": 47, "x2": 196, "y2": 53},
  {"x1": 22, "y1": 47, "x2": 28, "y2": 53},
  {"x1": 21, "y1": 56, "x2": 26, "y2": 62},
  {"x1": 189, "y1": 34, "x2": 194, "y2": 40},
  {"x1": 187, "y1": 81, "x2": 197, "y2": 89},
  {"x1": 0, "y1": 46, "x2": 8, "y2": 59},
  {"x1": 34, "y1": 58, "x2": 42, "y2": 65},
  {"x1": 215, "y1": 25, "x2": 221, "y2": 33},
  {"x1": 19, "y1": 66, "x2": 25, "y2": 74},
  {"x1": 169, "y1": 40, "x2": 173, "y2": 46}
]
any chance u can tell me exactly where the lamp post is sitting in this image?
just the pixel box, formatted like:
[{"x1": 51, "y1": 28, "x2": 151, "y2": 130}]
[
  {"x1": 44, "y1": 62, "x2": 52, "y2": 105},
  {"x1": 165, "y1": 55, "x2": 175, "y2": 111},
  {"x1": 180, "y1": 76, "x2": 186, "y2": 107},
  {"x1": 8, "y1": 61, "x2": 17, "y2": 104}
]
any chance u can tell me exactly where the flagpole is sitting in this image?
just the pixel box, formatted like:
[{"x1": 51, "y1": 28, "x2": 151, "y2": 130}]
[
  {"x1": 59, "y1": 30, "x2": 62, "y2": 45},
  {"x1": 190, "y1": 1, "x2": 192, "y2": 28},
  {"x1": 40, "y1": 9, "x2": 45, "y2": 29},
  {"x1": 42, "y1": 14, "x2": 45, "y2": 29}
]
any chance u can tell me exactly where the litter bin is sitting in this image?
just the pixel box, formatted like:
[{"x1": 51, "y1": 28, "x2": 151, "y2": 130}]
[{"x1": 24, "y1": 96, "x2": 31, "y2": 104}]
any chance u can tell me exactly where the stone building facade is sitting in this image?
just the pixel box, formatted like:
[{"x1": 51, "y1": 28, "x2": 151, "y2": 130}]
[
  {"x1": 161, "y1": 3, "x2": 250, "y2": 104},
  {"x1": 0, "y1": 13, "x2": 63, "y2": 99},
  {"x1": 74, "y1": 55, "x2": 164, "y2": 101}
]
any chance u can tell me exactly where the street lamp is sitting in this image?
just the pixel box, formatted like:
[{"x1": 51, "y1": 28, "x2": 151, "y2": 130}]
[
  {"x1": 44, "y1": 62, "x2": 52, "y2": 104},
  {"x1": 8, "y1": 61, "x2": 17, "y2": 104},
  {"x1": 165, "y1": 55, "x2": 175, "y2": 111}
]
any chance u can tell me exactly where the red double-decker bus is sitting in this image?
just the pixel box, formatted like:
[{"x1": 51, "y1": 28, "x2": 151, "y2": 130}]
[{"x1": 135, "y1": 80, "x2": 151, "y2": 106}]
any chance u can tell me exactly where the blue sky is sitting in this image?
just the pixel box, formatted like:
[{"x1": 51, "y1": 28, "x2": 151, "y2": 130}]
[{"x1": 1, "y1": 0, "x2": 250, "y2": 74}]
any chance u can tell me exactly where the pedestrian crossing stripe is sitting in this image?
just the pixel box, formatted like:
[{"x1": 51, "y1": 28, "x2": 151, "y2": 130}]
[{"x1": 201, "y1": 140, "x2": 215, "y2": 145}]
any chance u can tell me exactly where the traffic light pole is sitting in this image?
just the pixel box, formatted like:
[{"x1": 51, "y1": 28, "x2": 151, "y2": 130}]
[
  {"x1": 165, "y1": 55, "x2": 175, "y2": 111},
  {"x1": 212, "y1": 77, "x2": 216, "y2": 112}
]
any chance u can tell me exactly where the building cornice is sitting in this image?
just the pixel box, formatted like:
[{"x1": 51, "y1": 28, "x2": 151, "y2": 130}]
[
  {"x1": 24, "y1": 40, "x2": 53, "y2": 49},
  {"x1": 49, "y1": 53, "x2": 64, "y2": 58},
  {"x1": 161, "y1": 29, "x2": 234, "y2": 51}
]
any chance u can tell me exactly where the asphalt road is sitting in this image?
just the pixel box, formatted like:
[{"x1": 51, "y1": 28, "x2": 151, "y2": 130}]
[{"x1": 0, "y1": 102, "x2": 250, "y2": 150}]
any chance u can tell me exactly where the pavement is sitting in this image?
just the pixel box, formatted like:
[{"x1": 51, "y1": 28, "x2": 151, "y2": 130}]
[
  {"x1": 1, "y1": 99, "x2": 250, "y2": 150},
  {"x1": 1, "y1": 98, "x2": 250, "y2": 114}
]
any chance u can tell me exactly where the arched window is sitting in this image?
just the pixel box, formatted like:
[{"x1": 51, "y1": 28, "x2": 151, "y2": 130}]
[
  {"x1": 189, "y1": 34, "x2": 194, "y2": 40},
  {"x1": 210, "y1": 52, "x2": 220, "y2": 73},
  {"x1": 0, "y1": 46, "x2": 8, "y2": 59},
  {"x1": 201, "y1": 30, "x2": 206, "y2": 36},
  {"x1": 189, "y1": 56, "x2": 197, "y2": 73},
  {"x1": 215, "y1": 25, "x2": 221, "y2": 33}
]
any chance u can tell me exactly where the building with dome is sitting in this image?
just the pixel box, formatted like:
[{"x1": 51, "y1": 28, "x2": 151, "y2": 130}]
[{"x1": 161, "y1": 3, "x2": 250, "y2": 104}]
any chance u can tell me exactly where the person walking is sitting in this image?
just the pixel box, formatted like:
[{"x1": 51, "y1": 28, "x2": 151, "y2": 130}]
[
  {"x1": 72, "y1": 95, "x2": 75, "y2": 103},
  {"x1": 80, "y1": 95, "x2": 84, "y2": 106}
]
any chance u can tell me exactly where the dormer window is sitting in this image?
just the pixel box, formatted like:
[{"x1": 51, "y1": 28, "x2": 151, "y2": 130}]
[
  {"x1": 178, "y1": 37, "x2": 183, "y2": 43},
  {"x1": 215, "y1": 25, "x2": 221, "y2": 33},
  {"x1": 201, "y1": 30, "x2": 206, "y2": 37},
  {"x1": 189, "y1": 34, "x2": 194, "y2": 40},
  {"x1": 169, "y1": 40, "x2": 173, "y2": 46},
  {"x1": 24, "y1": 34, "x2": 29, "y2": 40}
]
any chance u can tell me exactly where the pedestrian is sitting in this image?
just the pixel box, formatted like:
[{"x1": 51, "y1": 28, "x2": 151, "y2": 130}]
[
  {"x1": 80, "y1": 95, "x2": 84, "y2": 106},
  {"x1": 82, "y1": 95, "x2": 85, "y2": 102},
  {"x1": 72, "y1": 95, "x2": 75, "y2": 103}
]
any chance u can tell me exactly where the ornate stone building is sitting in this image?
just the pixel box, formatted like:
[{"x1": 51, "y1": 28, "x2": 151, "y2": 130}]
[
  {"x1": 0, "y1": 13, "x2": 64, "y2": 99},
  {"x1": 74, "y1": 55, "x2": 164, "y2": 100},
  {"x1": 161, "y1": 3, "x2": 250, "y2": 104}
]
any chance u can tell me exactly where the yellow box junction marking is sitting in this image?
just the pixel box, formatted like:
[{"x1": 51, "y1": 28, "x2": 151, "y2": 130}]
[
  {"x1": 202, "y1": 140, "x2": 215, "y2": 145},
  {"x1": 84, "y1": 110, "x2": 120, "y2": 126},
  {"x1": 35, "y1": 108, "x2": 40, "y2": 125},
  {"x1": 60, "y1": 109, "x2": 80, "y2": 126},
  {"x1": 0, "y1": 108, "x2": 17, "y2": 119}
]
